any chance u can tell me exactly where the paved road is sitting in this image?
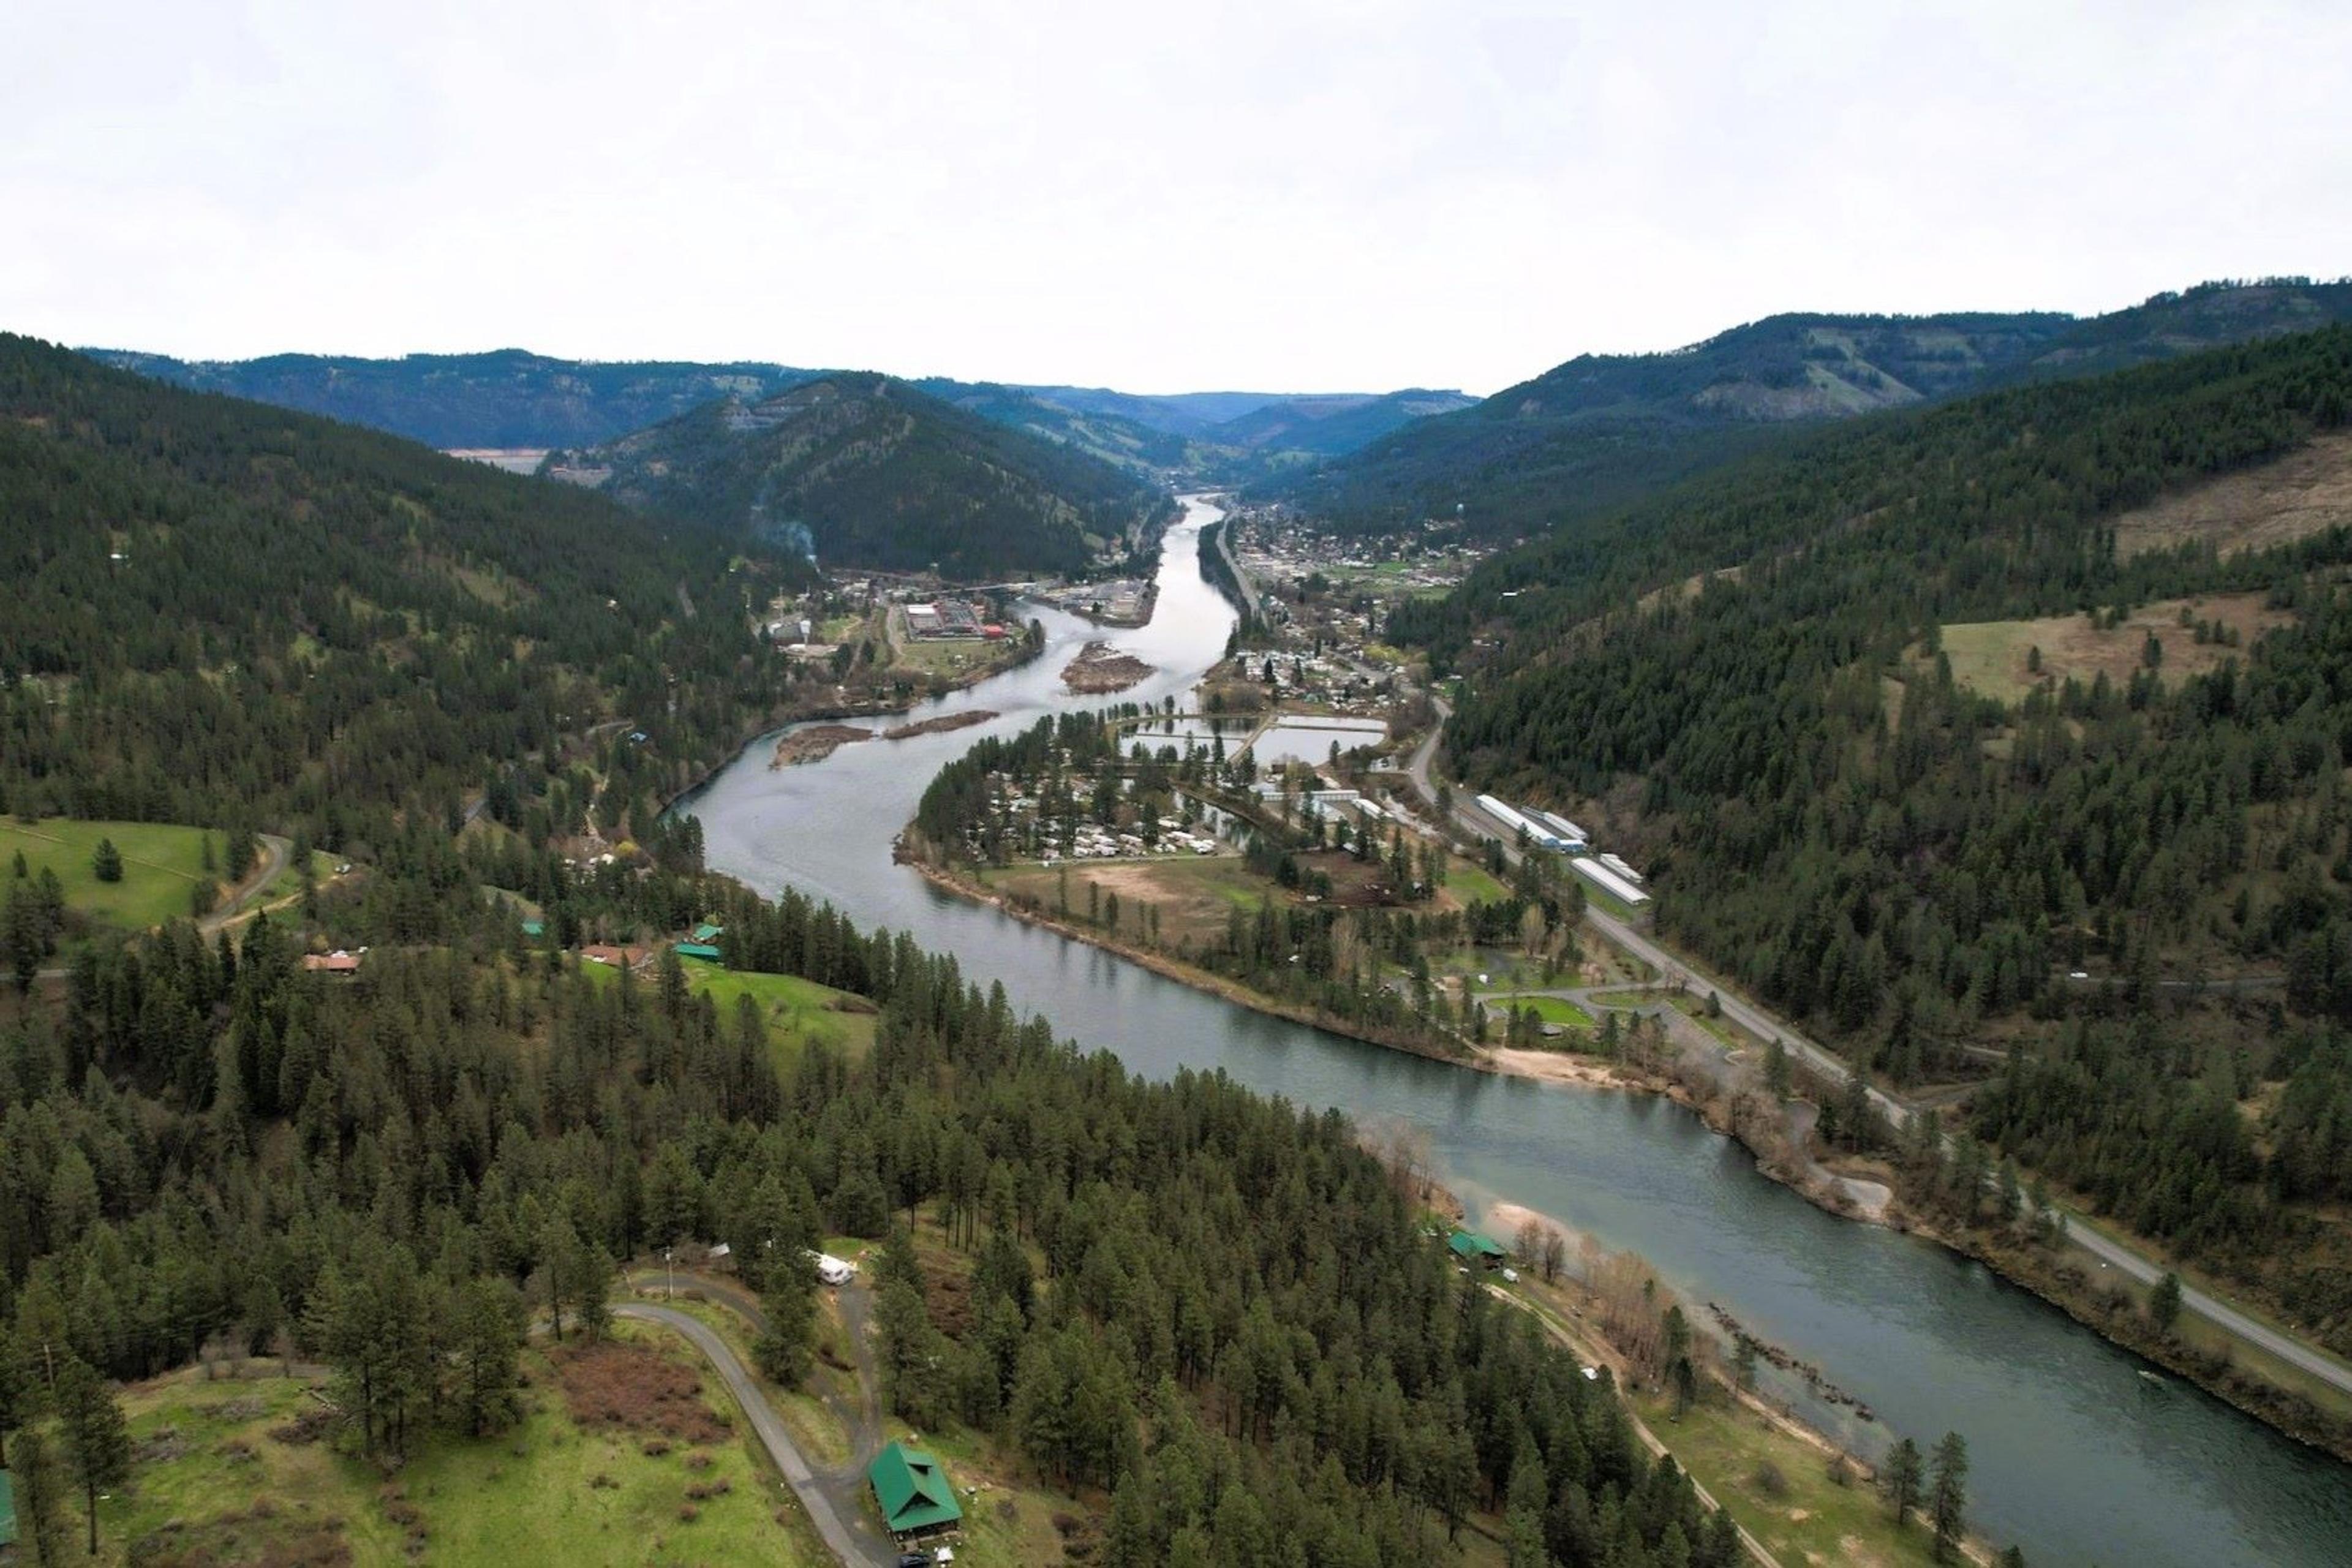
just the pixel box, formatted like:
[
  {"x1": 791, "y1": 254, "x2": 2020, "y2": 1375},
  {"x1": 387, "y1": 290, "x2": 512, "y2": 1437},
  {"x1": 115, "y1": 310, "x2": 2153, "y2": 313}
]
[
  {"x1": 1403, "y1": 703, "x2": 2352, "y2": 1400},
  {"x1": 616, "y1": 1303, "x2": 897, "y2": 1567}
]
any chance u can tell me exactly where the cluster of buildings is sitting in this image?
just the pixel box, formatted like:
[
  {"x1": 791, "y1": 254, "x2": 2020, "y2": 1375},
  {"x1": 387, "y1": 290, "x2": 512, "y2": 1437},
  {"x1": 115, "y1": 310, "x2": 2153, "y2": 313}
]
[
  {"x1": 1474, "y1": 794, "x2": 1651, "y2": 908},
  {"x1": 1044, "y1": 821, "x2": 1220, "y2": 862},
  {"x1": 903, "y1": 598, "x2": 1004, "y2": 640}
]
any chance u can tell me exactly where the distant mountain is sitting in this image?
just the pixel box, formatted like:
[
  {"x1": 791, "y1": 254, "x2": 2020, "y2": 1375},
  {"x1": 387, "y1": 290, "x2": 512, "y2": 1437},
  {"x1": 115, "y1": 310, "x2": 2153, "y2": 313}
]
[
  {"x1": 85, "y1": 348, "x2": 1471, "y2": 488},
  {"x1": 84, "y1": 347, "x2": 816, "y2": 451},
  {"x1": 1204, "y1": 388, "x2": 1477, "y2": 458},
  {"x1": 1276, "y1": 278, "x2": 2352, "y2": 538},
  {"x1": 567, "y1": 373, "x2": 1176, "y2": 578},
  {"x1": 908, "y1": 379, "x2": 1194, "y2": 476},
  {"x1": 1020, "y1": 386, "x2": 1305, "y2": 439}
]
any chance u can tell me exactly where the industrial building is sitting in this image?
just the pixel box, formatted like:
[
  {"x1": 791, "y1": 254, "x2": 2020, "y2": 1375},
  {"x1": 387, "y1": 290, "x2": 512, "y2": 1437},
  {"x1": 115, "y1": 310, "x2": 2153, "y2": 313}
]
[{"x1": 1570, "y1": 856, "x2": 1650, "y2": 907}]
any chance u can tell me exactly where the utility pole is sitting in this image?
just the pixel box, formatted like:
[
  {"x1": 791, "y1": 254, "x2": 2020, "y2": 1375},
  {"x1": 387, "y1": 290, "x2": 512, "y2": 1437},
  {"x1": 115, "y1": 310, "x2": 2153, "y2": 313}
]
[{"x1": 664, "y1": 1248, "x2": 674, "y2": 1302}]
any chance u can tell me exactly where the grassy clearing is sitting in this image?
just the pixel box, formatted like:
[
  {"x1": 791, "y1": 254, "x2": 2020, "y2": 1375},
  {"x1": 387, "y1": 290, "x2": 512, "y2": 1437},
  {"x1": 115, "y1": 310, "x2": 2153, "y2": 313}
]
[
  {"x1": 681, "y1": 966, "x2": 879, "y2": 1069},
  {"x1": 1, "y1": 817, "x2": 218, "y2": 929},
  {"x1": 1493, "y1": 995, "x2": 1595, "y2": 1030},
  {"x1": 93, "y1": 1335, "x2": 824, "y2": 1568},
  {"x1": 1937, "y1": 592, "x2": 2290, "y2": 706},
  {"x1": 1444, "y1": 856, "x2": 1512, "y2": 906},
  {"x1": 581, "y1": 962, "x2": 876, "y2": 1072},
  {"x1": 1666, "y1": 992, "x2": 1749, "y2": 1047},
  {"x1": 1629, "y1": 1389, "x2": 1942, "y2": 1568}
]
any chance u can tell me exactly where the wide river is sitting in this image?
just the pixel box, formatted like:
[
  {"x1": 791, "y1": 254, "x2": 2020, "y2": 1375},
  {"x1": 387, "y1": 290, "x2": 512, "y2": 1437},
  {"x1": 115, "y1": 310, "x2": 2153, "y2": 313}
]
[{"x1": 684, "y1": 499, "x2": 2352, "y2": 1566}]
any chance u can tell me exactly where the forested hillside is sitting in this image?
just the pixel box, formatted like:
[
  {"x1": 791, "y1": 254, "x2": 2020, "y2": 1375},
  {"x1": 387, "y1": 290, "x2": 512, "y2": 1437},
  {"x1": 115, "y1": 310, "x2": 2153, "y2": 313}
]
[
  {"x1": 0, "y1": 332, "x2": 802, "y2": 841},
  {"x1": 569, "y1": 373, "x2": 1178, "y2": 578},
  {"x1": 1283, "y1": 279, "x2": 2352, "y2": 541},
  {"x1": 1406, "y1": 326, "x2": 2352, "y2": 1341},
  {"x1": 86, "y1": 347, "x2": 816, "y2": 450},
  {"x1": 0, "y1": 850, "x2": 1743, "y2": 1568}
]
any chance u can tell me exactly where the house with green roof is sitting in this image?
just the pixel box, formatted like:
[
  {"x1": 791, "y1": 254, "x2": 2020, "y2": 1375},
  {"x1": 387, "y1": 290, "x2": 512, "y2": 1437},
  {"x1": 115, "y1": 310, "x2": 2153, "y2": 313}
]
[
  {"x1": 0, "y1": 1466, "x2": 16, "y2": 1550},
  {"x1": 691, "y1": 922, "x2": 725, "y2": 944},
  {"x1": 1449, "y1": 1229, "x2": 1507, "y2": 1268},
  {"x1": 867, "y1": 1439, "x2": 962, "y2": 1540},
  {"x1": 674, "y1": 942, "x2": 723, "y2": 963}
]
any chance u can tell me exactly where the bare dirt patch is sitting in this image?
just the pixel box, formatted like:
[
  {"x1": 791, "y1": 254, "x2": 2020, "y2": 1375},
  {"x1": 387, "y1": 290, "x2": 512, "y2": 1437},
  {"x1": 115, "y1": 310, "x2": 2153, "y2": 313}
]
[
  {"x1": 551, "y1": 1341, "x2": 729, "y2": 1444},
  {"x1": 1939, "y1": 591, "x2": 2293, "y2": 704},
  {"x1": 2114, "y1": 431, "x2": 2352, "y2": 560}
]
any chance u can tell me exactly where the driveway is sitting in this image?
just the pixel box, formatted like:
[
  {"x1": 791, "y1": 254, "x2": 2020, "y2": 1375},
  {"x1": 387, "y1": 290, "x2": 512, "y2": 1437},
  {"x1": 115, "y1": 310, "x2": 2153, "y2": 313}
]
[{"x1": 616, "y1": 1302, "x2": 900, "y2": 1567}]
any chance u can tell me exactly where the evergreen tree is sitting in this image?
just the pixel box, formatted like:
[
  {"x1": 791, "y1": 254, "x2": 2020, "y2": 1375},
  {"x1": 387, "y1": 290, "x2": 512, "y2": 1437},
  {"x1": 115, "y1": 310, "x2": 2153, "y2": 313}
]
[
  {"x1": 1883, "y1": 1436, "x2": 1924, "y2": 1527},
  {"x1": 2149, "y1": 1271, "x2": 2184, "y2": 1335},
  {"x1": 55, "y1": 1357, "x2": 131, "y2": 1558},
  {"x1": 1929, "y1": 1431, "x2": 1970, "y2": 1561},
  {"x1": 12, "y1": 1424, "x2": 70, "y2": 1566},
  {"x1": 754, "y1": 1259, "x2": 818, "y2": 1387},
  {"x1": 89, "y1": 839, "x2": 122, "y2": 884}
]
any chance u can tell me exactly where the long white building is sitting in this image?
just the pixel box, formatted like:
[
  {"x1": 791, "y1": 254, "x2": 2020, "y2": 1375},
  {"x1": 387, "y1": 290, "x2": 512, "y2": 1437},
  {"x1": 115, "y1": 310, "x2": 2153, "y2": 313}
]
[{"x1": 1570, "y1": 856, "x2": 1651, "y2": 907}]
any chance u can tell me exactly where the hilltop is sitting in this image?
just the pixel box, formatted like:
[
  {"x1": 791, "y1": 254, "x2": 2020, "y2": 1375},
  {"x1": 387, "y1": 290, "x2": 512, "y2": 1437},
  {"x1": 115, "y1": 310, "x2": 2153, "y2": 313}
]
[
  {"x1": 562, "y1": 372, "x2": 1178, "y2": 578},
  {"x1": 1278, "y1": 278, "x2": 2352, "y2": 538}
]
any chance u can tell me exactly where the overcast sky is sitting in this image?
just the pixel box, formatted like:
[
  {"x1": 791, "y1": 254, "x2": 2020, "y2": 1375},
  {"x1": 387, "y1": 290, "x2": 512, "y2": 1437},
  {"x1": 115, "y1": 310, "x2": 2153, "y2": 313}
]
[{"x1": 6, "y1": 1, "x2": 2349, "y2": 394}]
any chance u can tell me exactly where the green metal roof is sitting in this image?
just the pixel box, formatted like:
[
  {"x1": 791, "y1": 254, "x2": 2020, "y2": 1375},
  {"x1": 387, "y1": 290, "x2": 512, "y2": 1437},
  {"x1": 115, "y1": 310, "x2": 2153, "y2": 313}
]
[
  {"x1": 0, "y1": 1467, "x2": 16, "y2": 1548},
  {"x1": 519, "y1": 919, "x2": 545, "y2": 938},
  {"x1": 868, "y1": 1440, "x2": 962, "y2": 1535},
  {"x1": 674, "y1": 942, "x2": 723, "y2": 962},
  {"x1": 692, "y1": 922, "x2": 725, "y2": 943},
  {"x1": 1449, "y1": 1229, "x2": 1506, "y2": 1261}
]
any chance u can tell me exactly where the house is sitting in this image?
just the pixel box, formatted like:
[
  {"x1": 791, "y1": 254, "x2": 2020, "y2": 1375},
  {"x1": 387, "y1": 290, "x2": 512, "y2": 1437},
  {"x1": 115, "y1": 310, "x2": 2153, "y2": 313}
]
[
  {"x1": 691, "y1": 922, "x2": 725, "y2": 944},
  {"x1": 674, "y1": 942, "x2": 723, "y2": 963},
  {"x1": 581, "y1": 944, "x2": 655, "y2": 969},
  {"x1": 0, "y1": 1466, "x2": 15, "y2": 1550},
  {"x1": 867, "y1": 1440, "x2": 963, "y2": 1541},
  {"x1": 1448, "y1": 1229, "x2": 1507, "y2": 1269},
  {"x1": 301, "y1": 951, "x2": 361, "y2": 974},
  {"x1": 519, "y1": 918, "x2": 545, "y2": 939}
]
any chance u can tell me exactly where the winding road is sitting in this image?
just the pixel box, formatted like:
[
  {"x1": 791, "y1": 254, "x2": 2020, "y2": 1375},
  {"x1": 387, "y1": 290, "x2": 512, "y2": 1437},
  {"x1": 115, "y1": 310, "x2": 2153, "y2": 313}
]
[{"x1": 1404, "y1": 696, "x2": 2352, "y2": 1401}]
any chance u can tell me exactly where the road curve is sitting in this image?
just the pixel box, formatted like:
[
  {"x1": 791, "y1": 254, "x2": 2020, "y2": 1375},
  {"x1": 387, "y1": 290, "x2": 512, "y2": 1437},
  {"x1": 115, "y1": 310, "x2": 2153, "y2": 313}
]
[
  {"x1": 1403, "y1": 704, "x2": 2352, "y2": 1400},
  {"x1": 614, "y1": 1303, "x2": 893, "y2": 1567}
]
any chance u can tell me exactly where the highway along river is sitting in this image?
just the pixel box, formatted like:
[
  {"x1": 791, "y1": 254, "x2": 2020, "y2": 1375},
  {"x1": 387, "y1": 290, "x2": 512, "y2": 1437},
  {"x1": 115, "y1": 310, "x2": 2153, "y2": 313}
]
[{"x1": 681, "y1": 498, "x2": 2352, "y2": 1566}]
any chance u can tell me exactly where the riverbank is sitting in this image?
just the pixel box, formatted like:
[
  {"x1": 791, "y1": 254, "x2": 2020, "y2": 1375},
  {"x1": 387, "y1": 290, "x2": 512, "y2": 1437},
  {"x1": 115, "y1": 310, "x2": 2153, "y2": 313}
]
[
  {"x1": 1478, "y1": 1197, "x2": 2003, "y2": 1567},
  {"x1": 902, "y1": 851, "x2": 1480, "y2": 1066},
  {"x1": 907, "y1": 850, "x2": 1895, "y2": 1230}
]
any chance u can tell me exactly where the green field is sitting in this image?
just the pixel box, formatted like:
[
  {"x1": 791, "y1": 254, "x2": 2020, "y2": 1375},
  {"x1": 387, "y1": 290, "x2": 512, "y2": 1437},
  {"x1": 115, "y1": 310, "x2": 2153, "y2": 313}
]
[
  {"x1": 89, "y1": 1333, "x2": 824, "y2": 1568},
  {"x1": 1, "y1": 817, "x2": 221, "y2": 929},
  {"x1": 1444, "y1": 855, "x2": 1512, "y2": 905},
  {"x1": 1628, "y1": 1389, "x2": 1943, "y2": 1567},
  {"x1": 583, "y1": 959, "x2": 878, "y2": 1071},
  {"x1": 1493, "y1": 994, "x2": 1595, "y2": 1030}
]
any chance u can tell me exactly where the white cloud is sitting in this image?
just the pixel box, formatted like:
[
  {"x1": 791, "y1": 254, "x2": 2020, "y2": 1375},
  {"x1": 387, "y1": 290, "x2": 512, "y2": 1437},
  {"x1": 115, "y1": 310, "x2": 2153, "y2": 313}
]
[{"x1": 4, "y1": 0, "x2": 2348, "y2": 393}]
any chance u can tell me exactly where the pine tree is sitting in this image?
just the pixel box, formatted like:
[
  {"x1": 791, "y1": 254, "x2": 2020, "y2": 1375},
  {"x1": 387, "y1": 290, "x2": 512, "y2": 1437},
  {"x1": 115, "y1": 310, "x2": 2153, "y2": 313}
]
[
  {"x1": 2149, "y1": 1271, "x2": 2183, "y2": 1335},
  {"x1": 1929, "y1": 1431, "x2": 1970, "y2": 1561},
  {"x1": 89, "y1": 838, "x2": 122, "y2": 884},
  {"x1": 55, "y1": 1356, "x2": 131, "y2": 1557},
  {"x1": 12, "y1": 1424, "x2": 70, "y2": 1566},
  {"x1": 450, "y1": 1278, "x2": 526, "y2": 1438},
  {"x1": 1883, "y1": 1436, "x2": 1924, "y2": 1527},
  {"x1": 754, "y1": 1259, "x2": 818, "y2": 1387}
]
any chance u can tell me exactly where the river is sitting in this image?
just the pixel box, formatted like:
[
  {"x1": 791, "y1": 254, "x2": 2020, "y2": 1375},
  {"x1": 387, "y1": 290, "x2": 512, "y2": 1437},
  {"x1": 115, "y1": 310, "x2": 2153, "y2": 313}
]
[{"x1": 680, "y1": 497, "x2": 2352, "y2": 1566}]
